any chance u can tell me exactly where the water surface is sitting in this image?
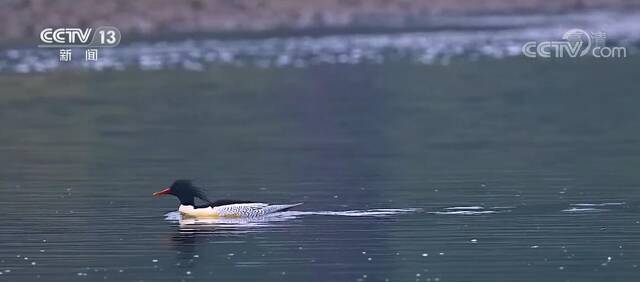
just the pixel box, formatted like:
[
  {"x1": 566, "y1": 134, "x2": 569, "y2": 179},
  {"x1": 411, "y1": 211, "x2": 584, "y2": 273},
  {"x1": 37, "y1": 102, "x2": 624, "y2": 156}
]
[{"x1": 1, "y1": 57, "x2": 640, "y2": 281}]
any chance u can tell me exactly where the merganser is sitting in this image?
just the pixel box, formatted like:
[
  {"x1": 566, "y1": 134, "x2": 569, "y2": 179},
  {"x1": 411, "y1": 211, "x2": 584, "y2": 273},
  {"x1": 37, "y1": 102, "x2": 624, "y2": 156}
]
[{"x1": 153, "y1": 180, "x2": 302, "y2": 218}]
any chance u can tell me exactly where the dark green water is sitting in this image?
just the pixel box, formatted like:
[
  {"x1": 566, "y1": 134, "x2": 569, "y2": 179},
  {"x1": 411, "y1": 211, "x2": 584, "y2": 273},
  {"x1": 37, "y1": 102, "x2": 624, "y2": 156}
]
[{"x1": 1, "y1": 57, "x2": 640, "y2": 281}]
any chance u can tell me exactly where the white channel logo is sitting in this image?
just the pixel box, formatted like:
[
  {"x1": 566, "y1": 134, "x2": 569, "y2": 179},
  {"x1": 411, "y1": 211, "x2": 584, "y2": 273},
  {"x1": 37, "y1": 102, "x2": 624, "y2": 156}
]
[
  {"x1": 522, "y1": 29, "x2": 627, "y2": 58},
  {"x1": 39, "y1": 26, "x2": 121, "y2": 48}
]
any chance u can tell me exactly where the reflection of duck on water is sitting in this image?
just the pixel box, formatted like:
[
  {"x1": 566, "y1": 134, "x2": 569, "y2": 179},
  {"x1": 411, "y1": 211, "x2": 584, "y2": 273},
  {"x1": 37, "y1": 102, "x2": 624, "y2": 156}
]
[
  {"x1": 166, "y1": 210, "x2": 298, "y2": 258},
  {"x1": 153, "y1": 179, "x2": 303, "y2": 218}
]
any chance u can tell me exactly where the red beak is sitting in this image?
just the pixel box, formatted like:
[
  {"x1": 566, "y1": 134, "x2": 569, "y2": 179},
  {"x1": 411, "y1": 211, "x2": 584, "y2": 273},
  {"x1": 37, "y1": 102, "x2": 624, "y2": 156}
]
[{"x1": 153, "y1": 188, "x2": 172, "y2": 196}]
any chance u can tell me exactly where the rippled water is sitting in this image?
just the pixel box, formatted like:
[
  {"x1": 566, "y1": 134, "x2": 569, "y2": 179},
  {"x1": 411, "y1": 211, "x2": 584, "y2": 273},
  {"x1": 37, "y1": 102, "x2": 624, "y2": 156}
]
[{"x1": 1, "y1": 54, "x2": 640, "y2": 281}]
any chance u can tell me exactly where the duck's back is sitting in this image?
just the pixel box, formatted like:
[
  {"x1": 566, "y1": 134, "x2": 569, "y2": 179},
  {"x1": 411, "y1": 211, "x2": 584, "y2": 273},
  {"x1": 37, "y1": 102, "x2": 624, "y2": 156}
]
[{"x1": 213, "y1": 203, "x2": 302, "y2": 217}]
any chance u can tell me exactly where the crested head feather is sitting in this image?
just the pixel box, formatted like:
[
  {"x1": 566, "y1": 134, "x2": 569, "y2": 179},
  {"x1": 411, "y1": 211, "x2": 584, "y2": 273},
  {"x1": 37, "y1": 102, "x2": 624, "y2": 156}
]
[
  {"x1": 171, "y1": 179, "x2": 212, "y2": 204},
  {"x1": 191, "y1": 186, "x2": 211, "y2": 204}
]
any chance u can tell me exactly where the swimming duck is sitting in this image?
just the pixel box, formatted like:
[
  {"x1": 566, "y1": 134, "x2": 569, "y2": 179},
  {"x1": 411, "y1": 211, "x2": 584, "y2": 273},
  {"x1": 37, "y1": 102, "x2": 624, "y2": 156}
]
[{"x1": 153, "y1": 179, "x2": 302, "y2": 218}]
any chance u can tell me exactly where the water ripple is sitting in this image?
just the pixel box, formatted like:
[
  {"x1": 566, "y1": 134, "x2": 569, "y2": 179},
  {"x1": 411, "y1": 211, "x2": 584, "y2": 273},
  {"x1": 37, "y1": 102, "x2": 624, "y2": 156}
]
[
  {"x1": 570, "y1": 202, "x2": 626, "y2": 207},
  {"x1": 430, "y1": 206, "x2": 512, "y2": 215},
  {"x1": 562, "y1": 207, "x2": 608, "y2": 213}
]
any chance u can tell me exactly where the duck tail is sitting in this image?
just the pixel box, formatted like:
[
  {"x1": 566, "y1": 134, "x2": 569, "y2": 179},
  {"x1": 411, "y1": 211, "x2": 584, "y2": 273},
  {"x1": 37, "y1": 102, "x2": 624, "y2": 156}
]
[{"x1": 279, "y1": 203, "x2": 303, "y2": 211}]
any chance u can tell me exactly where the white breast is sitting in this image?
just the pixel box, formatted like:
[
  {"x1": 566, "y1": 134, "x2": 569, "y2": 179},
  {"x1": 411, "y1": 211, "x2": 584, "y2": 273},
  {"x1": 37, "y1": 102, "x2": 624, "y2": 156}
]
[{"x1": 178, "y1": 205, "x2": 215, "y2": 217}]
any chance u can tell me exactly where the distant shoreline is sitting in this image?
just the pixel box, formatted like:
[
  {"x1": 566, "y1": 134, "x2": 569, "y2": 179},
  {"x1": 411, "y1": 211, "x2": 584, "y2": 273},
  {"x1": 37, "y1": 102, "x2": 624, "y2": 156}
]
[
  {"x1": 2, "y1": 9, "x2": 638, "y2": 74},
  {"x1": 1, "y1": 0, "x2": 639, "y2": 46}
]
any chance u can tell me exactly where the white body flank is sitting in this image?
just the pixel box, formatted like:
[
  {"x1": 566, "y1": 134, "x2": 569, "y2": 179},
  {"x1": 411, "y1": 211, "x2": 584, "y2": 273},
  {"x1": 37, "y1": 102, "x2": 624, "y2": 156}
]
[{"x1": 179, "y1": 203, "x2": 302, "y2": 218}]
